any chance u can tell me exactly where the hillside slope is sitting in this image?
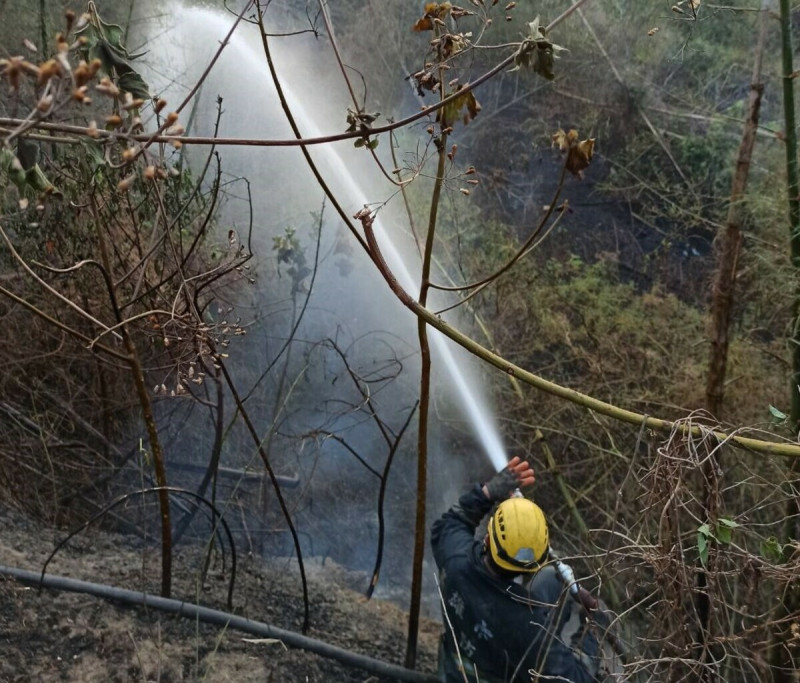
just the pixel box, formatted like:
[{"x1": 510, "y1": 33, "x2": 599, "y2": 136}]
[{"x1": 0, "y1": 506, "x2": 440, "y2": 682}]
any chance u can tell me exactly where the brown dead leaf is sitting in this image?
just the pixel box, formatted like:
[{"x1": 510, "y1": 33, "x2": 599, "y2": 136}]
[
  {"x1": 552, "y1": 129, "x2": 595, "y2": 179},
  {"x1": 552, "y1": 128, "x2": 578, "y2": 153},
  {"x1": 438, "y1": 86, "x2": 481, "y2": 128},
  {"x1": 412, "y1": 2, "x2": 453, "y2": 31}
]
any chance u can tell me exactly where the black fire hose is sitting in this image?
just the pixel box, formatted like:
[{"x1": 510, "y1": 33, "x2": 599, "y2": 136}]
[
  {"x1": 552, "y1": 558, "x2": 626, "y2": 659},
  {"x1": 0, "y1": 565, "x2": 439, "y2": 683}
]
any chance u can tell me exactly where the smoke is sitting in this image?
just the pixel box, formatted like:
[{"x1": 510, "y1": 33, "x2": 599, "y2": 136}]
[{"x1": 131, "y1": 0, "x2": 507, "y2": 604}]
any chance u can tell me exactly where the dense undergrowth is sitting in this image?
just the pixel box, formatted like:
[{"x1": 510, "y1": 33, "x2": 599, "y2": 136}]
[{"x1": 2, "y1": 1, "x2": 800, "y2": 681}]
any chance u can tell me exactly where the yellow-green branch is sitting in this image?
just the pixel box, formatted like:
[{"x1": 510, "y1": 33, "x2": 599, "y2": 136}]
[{"x1": 355, "y1": 222, "x2": 800, "y2": 459}]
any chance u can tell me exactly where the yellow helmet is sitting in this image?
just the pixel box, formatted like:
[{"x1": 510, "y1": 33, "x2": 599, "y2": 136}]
[{"x1": 487, "y1": 498, "x2": 549, "y2": 573}]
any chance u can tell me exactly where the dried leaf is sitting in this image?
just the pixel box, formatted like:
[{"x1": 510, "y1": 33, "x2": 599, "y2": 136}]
[
  {"x1": 571, "y1": 138, "x2": 595, "y2": 176},
  {"x1": 117, "y1": 174, "x2": 135, "y2": 192},
  {"x1": 450, "y1": 7, "x2": 474, "y2": 19},
  {"x1": 413, "y1": 16, "x2": 434, "y2": 31},
  {"x1": 552, "y1": 128, "x2": 578, "y2": 152},
  {"x1": 438, "y1": 86, "x2": 481, "y2": 128},
  {"x1": 511, "y1": 17, "x2": 567, "y2": 80},
  {"x1": 412, "y1": 2, "x2": 452, "y2": 31},
  {"x1": 36, "y1": 58, "x2": 61, "y2": 86},
  {"x1": 552, "y1": 129, "x2": 596, "y2": 179}
]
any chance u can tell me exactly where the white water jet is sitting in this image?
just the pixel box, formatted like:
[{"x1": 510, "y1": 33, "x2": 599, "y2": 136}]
[
  {"x1": 140, "y1": 3, "x2": 508, "y2": 472},
  {"x1": 276, "y1": 98, "x2": 509, "y2": 472}
]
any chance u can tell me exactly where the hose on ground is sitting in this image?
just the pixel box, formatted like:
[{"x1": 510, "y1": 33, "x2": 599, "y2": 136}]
[{"x1": 0, "y1": 565, "x2": 439, "y2": 683}]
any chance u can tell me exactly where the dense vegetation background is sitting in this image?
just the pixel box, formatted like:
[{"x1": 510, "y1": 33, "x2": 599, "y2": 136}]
[{"x1": 2, "y1": 1, "x2": 800, "y2": 681}]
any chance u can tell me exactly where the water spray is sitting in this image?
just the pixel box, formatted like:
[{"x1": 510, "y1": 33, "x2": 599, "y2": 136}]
[
  {"x1": 149, "y1": 4, "x2": 509, "y2": 472},
  {"x1": 263, "y1": 31, "x2": 509, "y2": 471}
]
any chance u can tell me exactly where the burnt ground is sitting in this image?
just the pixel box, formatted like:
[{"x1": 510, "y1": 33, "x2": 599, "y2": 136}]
[{"x1": 0, "y1": 504, "x2": 440, "y2": 682}]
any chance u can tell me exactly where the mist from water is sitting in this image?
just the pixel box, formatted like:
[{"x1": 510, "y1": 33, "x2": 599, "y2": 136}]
[
  {"x1": 276, "y1": 95, "x2": 508, "y2": 473},
  {"x1": 146, "y1": 2, "x2": 509, "y2": 472}
]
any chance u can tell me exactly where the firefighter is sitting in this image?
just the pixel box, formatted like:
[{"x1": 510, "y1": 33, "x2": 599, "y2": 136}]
[{"x1": 431, "y1": 456, "x2": 605, "y2": 683}]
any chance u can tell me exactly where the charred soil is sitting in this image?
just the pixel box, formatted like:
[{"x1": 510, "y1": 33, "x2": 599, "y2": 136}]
[{"x1": 0, "y1": 505, "x2": 440, "y2": 682}]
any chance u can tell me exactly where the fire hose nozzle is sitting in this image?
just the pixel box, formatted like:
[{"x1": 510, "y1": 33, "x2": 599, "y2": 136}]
[{"x1": 555, "y1": 559, "x2": 580, "y2": 597}]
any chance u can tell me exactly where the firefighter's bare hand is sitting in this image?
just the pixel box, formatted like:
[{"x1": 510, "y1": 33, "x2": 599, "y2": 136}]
[{"x1": 482, "y1": 456, "x2": 536, "y2": 500}]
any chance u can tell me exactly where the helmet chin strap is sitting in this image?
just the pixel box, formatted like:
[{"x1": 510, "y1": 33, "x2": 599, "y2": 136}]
[
  {"x1": 481, "y1": 537, "x2": 497, "y2": 571},
  {"x1": 482, "y1": 552, "x2": 504, "y2": 576},
  {"x1": 481, "y1": 537, "x2": 496, "y2": 568}
]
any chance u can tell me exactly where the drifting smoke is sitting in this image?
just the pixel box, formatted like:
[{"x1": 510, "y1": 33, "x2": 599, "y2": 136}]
[{"x1": 133, "y1": 0, "x2": 508, "y2": 602}]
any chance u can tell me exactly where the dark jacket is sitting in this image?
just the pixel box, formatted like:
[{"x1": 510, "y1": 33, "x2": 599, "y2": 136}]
[{"x1": 431, "y1": 485, "x2": 601, "y2": 683}]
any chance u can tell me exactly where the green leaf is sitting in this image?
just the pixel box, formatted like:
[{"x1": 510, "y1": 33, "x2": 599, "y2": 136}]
[
  {"x1": 367, "y1": 139, "x2": 379, "y2": 150},
  {"x1": 92, "y1": 14, "x2": 125, "y2": 50},
  {"x1": 715, "y1": 524, "x2": 732, "y2": 545},
  {"x1": 0, "y1": 149, "x2": 28, "y2": 189},
  {"x1": 118, "y1": 71, "x2": 150, "y2": 99},
  {"x1": 718, "y1": 518, "x2": 739, "y2": 529},
  {"x1": 697, "y1": 531, "x2": 708, "y2": 567},
  {"x1": 760, "y1": 536, "x2": 784, "y2": 563},
  {"x1": 26, "y1": 164, "x2": 58, "y2": 195},
  {"x1": 697, "y1": 523, "x2": 712, "y2": 539},
  {"x1": 345, "y1": 108, "x2": 380, "y2": 133},
  {"x1": 80, "y1": 139, "x2": 107, "y2": 172},
  {"x1": 0, "y1": 146, "x2": 59, "y2": 197},
  {"x1": 96, "y1": 42, "x2": 136, "y2": 74},
  {"x1": 88, "y1": 41, "x2": 104, "y2": 65},
  {"x1": 76, "y1": 5, "x2": 150, "y2": 98},
  {"x1": 769, "y1": 404, "x2": 787, "y2": 422}
]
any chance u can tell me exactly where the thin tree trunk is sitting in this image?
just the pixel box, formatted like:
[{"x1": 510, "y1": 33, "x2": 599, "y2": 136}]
[
  {"x1": 91, "y1": 197, "x2": 172, "y2": 597},
  {"x1": 697, "y1": 11, "x2": 766, "y2": 679},
  {"x1": 704, "y1": 14, "x2": 766, "y2": 419},
  {"x1": 782, "y1": 5, "x2": 800, "y2": 436},
  {"x1": 404, "y1": 14, "x2": 452, "y2": 664},
  {"x1": 772, "y1": 0, "x2": 800, "y2": 679},
  {"x1": 405, "y1": 130, "x2": 449, "y2": 669}
]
